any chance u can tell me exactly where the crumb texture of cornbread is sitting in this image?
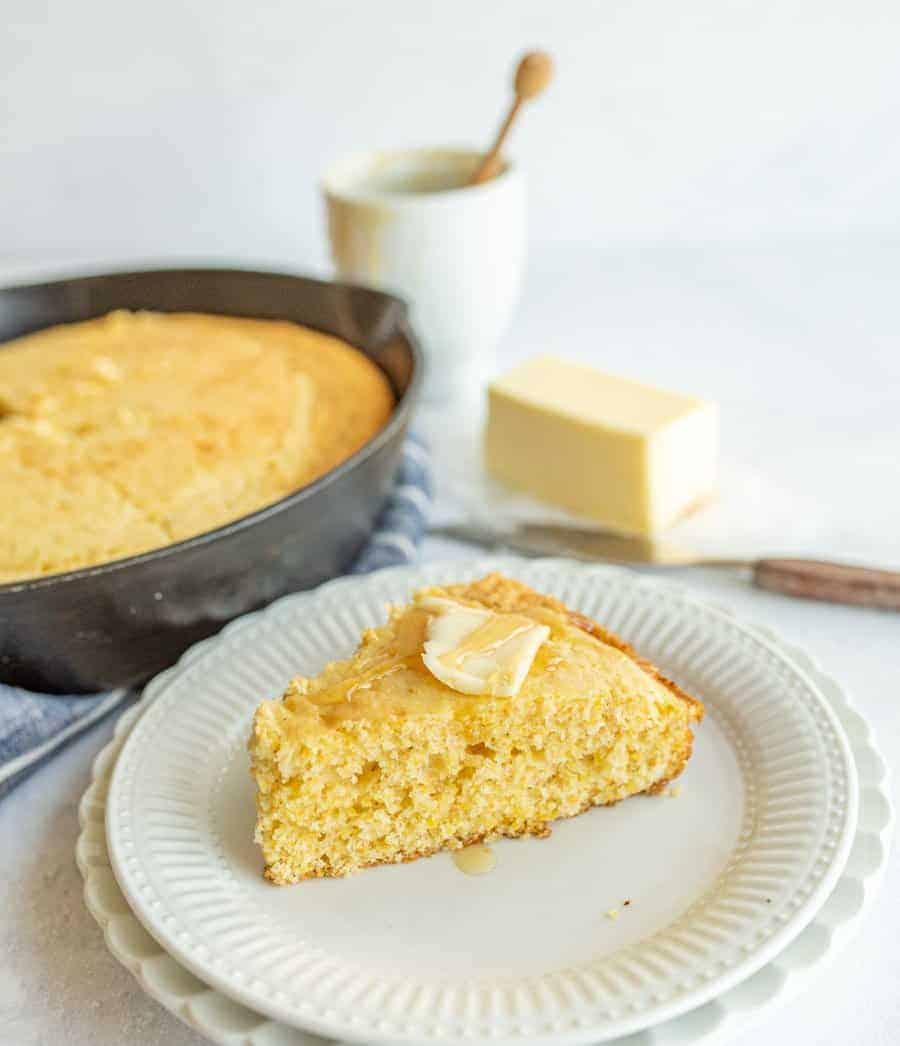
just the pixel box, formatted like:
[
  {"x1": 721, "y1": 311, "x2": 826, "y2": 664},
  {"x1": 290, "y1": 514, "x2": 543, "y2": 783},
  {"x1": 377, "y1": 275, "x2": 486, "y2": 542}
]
[
  {"x1": 0, "y1": 311, "x2": 393, "y2": 581},
  {"x1": 250, "y1": 573, "x2": 703, "y2": 885}
]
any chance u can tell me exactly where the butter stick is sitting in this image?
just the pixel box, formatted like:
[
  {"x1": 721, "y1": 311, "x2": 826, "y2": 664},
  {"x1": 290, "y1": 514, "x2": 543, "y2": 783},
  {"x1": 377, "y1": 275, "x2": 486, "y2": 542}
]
[{"x1": 485, "y1": 356, "x2": 718, "y2": 535}]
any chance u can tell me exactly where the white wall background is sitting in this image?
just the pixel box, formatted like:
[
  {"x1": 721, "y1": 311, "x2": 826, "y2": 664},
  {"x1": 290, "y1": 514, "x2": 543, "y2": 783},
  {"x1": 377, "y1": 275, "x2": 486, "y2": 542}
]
[
  {"x1": 3, "y1": 14, "x2": 900, "y2": 1046},
  {"x1": 4, "y1": 0, "x2": 900, "y2": 270}
]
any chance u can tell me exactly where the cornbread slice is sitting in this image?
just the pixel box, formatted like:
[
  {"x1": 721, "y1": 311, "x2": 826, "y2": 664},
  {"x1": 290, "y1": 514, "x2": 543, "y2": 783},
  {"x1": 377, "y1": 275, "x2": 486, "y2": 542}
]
[
  {"x1": 0, "y1": 310, "x2": 393, "y2": 581},
  {"x1": 250, "y1": 573, "x2": 703, "y2": 884}
]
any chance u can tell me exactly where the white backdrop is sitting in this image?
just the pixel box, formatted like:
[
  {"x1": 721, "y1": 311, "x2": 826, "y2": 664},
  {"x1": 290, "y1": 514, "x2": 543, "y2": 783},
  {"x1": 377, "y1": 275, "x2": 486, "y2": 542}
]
[
  {"x1": 4, "y1": 0, "x2": 900, "y2": 268},
  {"x1": 2, "y1": 7, "x2": 900, "y2": 1046}
]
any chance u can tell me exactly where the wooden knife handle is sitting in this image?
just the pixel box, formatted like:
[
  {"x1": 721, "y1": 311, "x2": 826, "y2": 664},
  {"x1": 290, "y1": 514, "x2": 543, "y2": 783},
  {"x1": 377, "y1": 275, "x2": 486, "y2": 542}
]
[{"x1": 753, "y1": 558, "x2": 900, "y2": 610}]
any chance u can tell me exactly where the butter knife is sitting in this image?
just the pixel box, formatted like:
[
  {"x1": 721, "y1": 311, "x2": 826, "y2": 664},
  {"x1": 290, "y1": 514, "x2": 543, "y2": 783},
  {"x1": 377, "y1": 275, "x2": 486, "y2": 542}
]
[{"x1": 431, "y1": 522, "x2": 900, "y2": 610}]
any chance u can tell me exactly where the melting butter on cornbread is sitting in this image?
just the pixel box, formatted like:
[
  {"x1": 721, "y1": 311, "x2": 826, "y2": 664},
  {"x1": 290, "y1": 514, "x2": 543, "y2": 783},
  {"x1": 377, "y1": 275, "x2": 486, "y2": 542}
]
[
  {"x1": 249, "y1": 573, "x2": 703, "y2": 884},
  {"x1": 421, "y1": 595, "x2": 550, "y2": 696}
]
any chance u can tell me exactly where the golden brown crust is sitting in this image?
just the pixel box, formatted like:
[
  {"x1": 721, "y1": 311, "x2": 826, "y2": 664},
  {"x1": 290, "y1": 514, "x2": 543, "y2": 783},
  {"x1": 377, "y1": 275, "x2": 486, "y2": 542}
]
[{"x1": 442, "y1": 573, "x2": 704, "y2": 720}]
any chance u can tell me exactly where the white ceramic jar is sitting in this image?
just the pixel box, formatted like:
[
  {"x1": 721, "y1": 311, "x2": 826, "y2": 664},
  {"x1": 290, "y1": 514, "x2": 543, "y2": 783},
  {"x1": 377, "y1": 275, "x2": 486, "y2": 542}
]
[{"x1": 322, "y1": 147, "x2": 525, "y2": 403}]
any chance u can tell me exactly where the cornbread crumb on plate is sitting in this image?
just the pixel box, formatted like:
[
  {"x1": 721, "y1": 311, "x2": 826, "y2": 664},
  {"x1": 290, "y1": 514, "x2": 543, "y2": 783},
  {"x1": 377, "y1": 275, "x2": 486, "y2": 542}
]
[
  {"x1": 0, "y1": 310, "x2": 394, "y2": 582},
  {"x1": 250, "y1": 572, "x2": 703, "y2": 885}
]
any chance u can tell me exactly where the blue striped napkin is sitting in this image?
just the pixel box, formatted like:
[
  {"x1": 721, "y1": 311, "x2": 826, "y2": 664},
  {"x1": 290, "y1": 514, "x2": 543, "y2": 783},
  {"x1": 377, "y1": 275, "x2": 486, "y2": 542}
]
[{"x1": 0, "y1": 434, "x2": 431, "y2": 798}]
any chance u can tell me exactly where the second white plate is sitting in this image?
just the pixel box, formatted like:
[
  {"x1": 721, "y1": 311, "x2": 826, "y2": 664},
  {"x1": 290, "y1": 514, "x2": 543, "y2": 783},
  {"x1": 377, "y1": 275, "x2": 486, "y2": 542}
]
[{"x1": 106, "y1": 558, "x2": 858, "y2": 1044}]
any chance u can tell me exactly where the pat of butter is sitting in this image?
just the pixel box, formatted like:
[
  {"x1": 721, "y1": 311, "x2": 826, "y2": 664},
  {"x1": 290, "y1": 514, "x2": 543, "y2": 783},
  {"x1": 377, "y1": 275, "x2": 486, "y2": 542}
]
[
  {"x1": 418, "y1": 597, "x2": 549, "y2": 697},
  {"x1": 485, "y1": 356, "x2": 718, "y2": 535}
]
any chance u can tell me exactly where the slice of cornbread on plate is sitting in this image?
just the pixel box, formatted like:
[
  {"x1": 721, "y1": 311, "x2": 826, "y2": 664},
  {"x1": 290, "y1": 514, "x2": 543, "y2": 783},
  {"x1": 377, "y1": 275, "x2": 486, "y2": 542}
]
[{"x1": 249, "y1": 572, "x2": 703, "y2": 884}]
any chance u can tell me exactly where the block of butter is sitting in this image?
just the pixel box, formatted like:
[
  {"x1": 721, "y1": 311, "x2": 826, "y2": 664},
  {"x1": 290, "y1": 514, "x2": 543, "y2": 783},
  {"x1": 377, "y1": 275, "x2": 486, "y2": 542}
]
[{"x1": 485, "y1": 356, "x2": 718, "y2": 535}]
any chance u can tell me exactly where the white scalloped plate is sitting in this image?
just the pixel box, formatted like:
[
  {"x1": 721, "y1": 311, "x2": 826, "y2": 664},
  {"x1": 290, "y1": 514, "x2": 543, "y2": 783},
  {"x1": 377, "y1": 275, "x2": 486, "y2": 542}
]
[
  {"x1": 103, "y1": 559, "x2": 862, "y2": 1045},
  {"x1": 75, "y1": 678, "x2": 894, "y2": 1046},
  {"x1": 80, "y1": 559, "x2": 892, "y2": 1046}
]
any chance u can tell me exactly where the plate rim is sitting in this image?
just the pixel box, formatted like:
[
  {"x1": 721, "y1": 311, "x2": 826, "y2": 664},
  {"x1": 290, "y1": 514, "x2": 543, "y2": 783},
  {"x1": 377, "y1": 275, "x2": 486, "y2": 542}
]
[
  {"x1": 80, "y1": 558, "x2": 892, "y2": 1046},
  {"x1": 80, "y1": 690, "x2": 890, "y2": 1046},
  {"x1": 104, "y1": 557, "x2": 861, "y2": 1044}
]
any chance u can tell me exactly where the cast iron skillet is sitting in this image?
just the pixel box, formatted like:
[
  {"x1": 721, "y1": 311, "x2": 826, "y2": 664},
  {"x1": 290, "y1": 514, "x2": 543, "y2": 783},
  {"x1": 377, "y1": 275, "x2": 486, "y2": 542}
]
[{"x1": 0, "y1": 269, "x2": 422, "y2": 693}]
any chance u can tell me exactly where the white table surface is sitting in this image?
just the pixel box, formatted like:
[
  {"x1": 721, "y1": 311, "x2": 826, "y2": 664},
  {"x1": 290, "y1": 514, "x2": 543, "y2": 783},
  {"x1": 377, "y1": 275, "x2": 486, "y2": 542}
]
[{"x1": 1, "y1": 243, "x2": 898, "y2": 1046}]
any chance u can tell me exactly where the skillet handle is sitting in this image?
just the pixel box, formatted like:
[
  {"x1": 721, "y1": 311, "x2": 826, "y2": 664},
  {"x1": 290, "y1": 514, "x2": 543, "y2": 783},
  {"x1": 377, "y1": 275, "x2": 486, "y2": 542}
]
[{"x1": 753, "y1": 558, "x2": 900, "y2": 610}]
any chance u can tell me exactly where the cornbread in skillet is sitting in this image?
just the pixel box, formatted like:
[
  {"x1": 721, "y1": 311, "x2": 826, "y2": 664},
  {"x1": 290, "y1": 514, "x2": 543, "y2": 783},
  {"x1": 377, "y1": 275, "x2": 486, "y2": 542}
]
[
  {"x1": 250, "y1": 572, "x2": 703, "y2": 884},
  {"x1": 0, "y1": 310, "x2": 393, "y2": 581}
]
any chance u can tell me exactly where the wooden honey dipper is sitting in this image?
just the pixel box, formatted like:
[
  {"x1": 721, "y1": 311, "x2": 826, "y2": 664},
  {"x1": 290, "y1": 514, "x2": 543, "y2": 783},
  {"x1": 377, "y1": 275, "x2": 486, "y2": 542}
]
[{"x1": 469, "y1": 50, "x2": 554, "y2": 186}]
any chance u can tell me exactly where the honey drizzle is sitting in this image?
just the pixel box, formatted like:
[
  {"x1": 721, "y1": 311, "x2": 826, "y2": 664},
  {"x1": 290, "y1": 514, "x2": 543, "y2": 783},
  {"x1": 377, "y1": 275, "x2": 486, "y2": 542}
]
[
  {"x1": 346, "y1": 662, "x2": 405, "y2": 700},
  {"x1": 452, "y1": 844, "x2": 496, "y2": 876},
  {"x1": 309, "y1": 654, "x2": 423, "y2": 707},
  {"x1": 437, "y1": 613, "x2": 536, "y2": 673},
  {"x1": 310, "y1": 606, "x2": 542, "y2": 710}
]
